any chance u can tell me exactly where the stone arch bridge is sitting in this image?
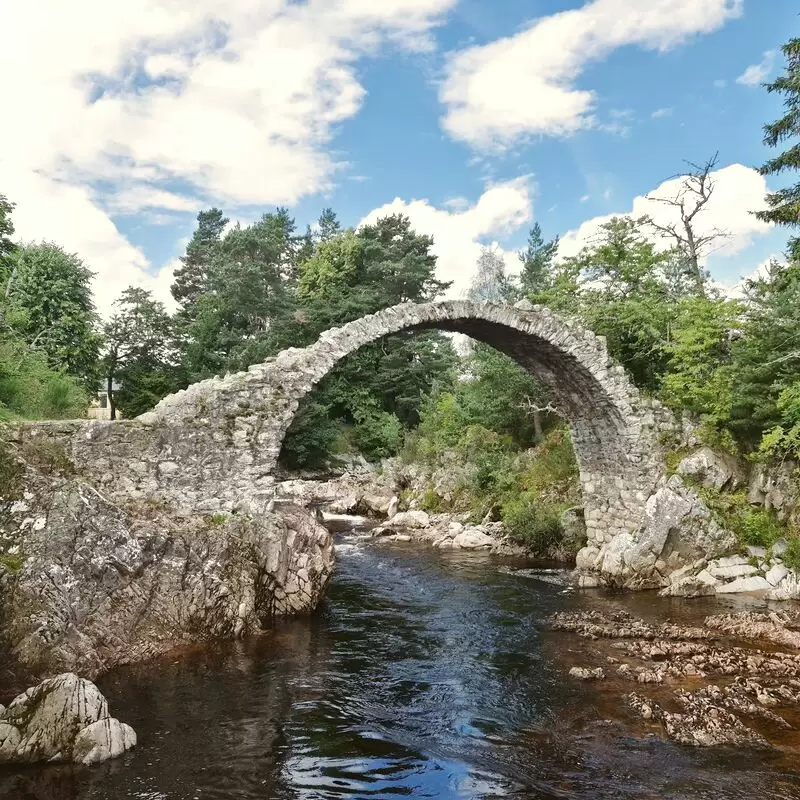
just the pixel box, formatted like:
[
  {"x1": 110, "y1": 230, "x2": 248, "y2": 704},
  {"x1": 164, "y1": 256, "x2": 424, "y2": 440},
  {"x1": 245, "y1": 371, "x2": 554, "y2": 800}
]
[{"x1": 22, "y1": 300, "x2": 679, "y2": 555}]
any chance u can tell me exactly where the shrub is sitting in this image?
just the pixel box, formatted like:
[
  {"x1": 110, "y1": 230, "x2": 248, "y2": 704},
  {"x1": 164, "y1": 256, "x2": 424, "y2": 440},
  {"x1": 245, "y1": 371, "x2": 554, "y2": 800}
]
[
  {"x1": 352, "y1": 407, "x2": 403, "y2": 462},
  {"x1": 0, "y1": 339, "x2": 87, "y2": 420},
  {"x1": 420, "y1": 489, "x2": 444, "y2": 513},
  {"x1": 783, "y1": 538, "x2": 800, "y2": 572},
  {"x1": 503, "y1": 492, "x2": 564, "y2": 554},
  {"x1": 738, "y1": 508, "x2": 784, "y2": 548}
]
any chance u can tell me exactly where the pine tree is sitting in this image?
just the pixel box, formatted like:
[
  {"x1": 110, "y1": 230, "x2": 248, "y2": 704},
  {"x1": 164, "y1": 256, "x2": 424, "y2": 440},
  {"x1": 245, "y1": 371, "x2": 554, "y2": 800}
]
[
  {"x1": 756, "y1": 38, "x2": 800, "y2": 257},
  {"x1": 172, "y1": 208, "x2": 228, "y2": 311},
  {"x1": 518, "y1": 223, "x2": 558, "y2": 298}
]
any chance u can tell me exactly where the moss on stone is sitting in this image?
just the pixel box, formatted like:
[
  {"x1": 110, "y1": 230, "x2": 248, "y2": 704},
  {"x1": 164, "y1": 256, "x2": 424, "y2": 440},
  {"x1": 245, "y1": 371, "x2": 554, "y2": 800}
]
[
  {"x1": 0, "y1": 552, "x2": 24, "y2": 572},
  {"x1": 20, "y1": 439, "x2": 75, "y2": 477},
  {"x1": 0, "y1": 442, "x2": 24, "y2": 500}
]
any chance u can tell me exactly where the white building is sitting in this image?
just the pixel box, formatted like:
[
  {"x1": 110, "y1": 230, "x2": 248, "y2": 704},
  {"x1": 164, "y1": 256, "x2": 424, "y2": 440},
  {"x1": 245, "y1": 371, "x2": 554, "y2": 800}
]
[{"x1": 87, "y1": 380, "x2": 123, "y2": 420}]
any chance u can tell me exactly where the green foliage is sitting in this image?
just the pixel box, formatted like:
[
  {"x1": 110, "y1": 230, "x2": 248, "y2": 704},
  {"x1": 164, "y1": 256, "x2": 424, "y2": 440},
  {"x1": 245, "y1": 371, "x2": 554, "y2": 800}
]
[
  {"x1": 351, "y1": 398, "x2": 403, "y2": 462},
  {"x1": 280, "y1": 398, "x2": 343, "y2": 470},
  {"x1": 756, "y1": 38, "x2": 800, "y2": 256},
  {"x1": 758, "y1": 380, "x2": 800, "y2": 460},
  {"x1": 518, "y1": 222, "x2": 559, "y2": 299},
  {"x1": 660, "y1": 296, "x2": 739, "y2": 429},
  {"x1": 782, "y1": 538, "x2": 800, "y2": 572},
  {"x1": 420, "y1": 489, "x2": 444, "y2": 513},
  {"x1": 0, "y1": 194, "x2": 16, "y2": 276},
  {"x1": 102, "y1": 287, "x2": 177, "y2": 419},
  {"x1": 0, "y1": 338, "x2": 87, "y2": 420},
  {"x1": 503, "y1": 494, "x2": 564, "y2": 552},
  {"x1": 172, "y1": 208, "x2": 228, "y2": 313},
  {"x1": 696, "y1": 487, "x2": 786, "y2": 550},
  {"x1": 739, "y1": 508, "x2": 785, "y2": 548},
  {"x1": 729, "y1": 260, "x2": 800, "y2": 448},
  {"x1": 205, "y1": 513, "x2": 229, "y2": 527},
  {"x1": 6, "y1": 242, "x2": 100, "y2": 390}
]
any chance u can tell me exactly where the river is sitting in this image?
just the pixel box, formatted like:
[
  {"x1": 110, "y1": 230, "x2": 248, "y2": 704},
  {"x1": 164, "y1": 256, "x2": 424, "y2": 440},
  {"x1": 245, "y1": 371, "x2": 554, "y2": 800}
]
[{"x1": 3, "y1": 519, "x2": 800, "y2": 799}]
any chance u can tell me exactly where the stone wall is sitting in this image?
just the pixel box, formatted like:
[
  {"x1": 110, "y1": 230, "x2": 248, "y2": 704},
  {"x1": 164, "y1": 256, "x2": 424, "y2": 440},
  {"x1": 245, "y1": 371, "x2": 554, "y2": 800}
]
[
  {"x1": 4, "y1": 300, "x2": 698, "y2": 595},
  {"x1": 20, "y1": 300, "x2": 674, "y2": 550}
]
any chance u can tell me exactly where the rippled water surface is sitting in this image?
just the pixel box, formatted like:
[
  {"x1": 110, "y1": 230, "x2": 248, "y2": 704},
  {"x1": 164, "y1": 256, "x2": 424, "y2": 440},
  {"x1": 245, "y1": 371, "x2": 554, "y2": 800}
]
[{"x1": 4, "y1": 523, "x2": 800, "y2": 799}]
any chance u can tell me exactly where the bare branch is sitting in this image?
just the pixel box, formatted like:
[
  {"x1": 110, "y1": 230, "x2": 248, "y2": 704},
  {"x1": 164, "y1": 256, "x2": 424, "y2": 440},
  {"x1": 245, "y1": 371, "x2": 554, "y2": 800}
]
[{"x1": 518, "y1": 395, "x2": 562, "y2": 417}]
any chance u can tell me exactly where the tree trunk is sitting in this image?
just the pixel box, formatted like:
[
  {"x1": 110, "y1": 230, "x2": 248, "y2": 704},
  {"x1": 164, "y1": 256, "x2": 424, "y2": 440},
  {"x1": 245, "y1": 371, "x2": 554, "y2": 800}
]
[
  {"x1": 107, "y1": 373, "x2": 116, "y2": 421},
  {"x1": 533, "y1": 409, "x2": 543, "y2": 443}
]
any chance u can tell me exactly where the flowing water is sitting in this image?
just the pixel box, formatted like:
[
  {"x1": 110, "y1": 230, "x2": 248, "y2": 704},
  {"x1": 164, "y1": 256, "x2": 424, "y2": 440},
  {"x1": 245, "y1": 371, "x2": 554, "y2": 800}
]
[{"x1": 3, "y1": 519, "x2": 800, "y2": 799}]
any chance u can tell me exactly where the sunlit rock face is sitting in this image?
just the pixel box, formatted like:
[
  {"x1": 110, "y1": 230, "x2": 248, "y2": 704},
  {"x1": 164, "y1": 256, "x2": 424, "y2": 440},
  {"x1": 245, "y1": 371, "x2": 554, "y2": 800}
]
[
  {"x1": 0, "y1": 673, "x2": 135, "y2": 766},
  {"x1": 0, "y1": 450, "x2": 333, "y2": 680}
]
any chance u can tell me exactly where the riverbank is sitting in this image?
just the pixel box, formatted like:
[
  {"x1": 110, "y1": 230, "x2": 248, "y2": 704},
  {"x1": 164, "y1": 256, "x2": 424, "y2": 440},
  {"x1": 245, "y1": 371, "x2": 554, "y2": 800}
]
[{"x1": 4, "y1": 527, "x2": 800, "y2": 799}]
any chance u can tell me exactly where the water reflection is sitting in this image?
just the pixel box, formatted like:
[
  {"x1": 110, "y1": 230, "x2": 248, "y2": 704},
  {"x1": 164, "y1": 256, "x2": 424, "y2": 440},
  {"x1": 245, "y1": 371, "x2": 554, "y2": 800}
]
[{"x1": 2, "y1": 532, "x2": 800, "y2": 799}]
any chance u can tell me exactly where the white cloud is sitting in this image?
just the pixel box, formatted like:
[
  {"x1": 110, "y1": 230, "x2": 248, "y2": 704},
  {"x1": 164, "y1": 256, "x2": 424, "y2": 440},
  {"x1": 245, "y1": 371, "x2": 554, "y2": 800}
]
[
  {"x1": 0, "y1": 0, "x2": 456, "y2": 314},
  {"x1": 580, "y1": 195, "x2": 591, "y2": 203},
  {"x1": 358, "y1": 178, "x2": 534, "y2": 296},
  {"x1": 651, "y1": 107, "x2": 673, "y2": 119},
  {"x1": 439, "y1": 0, "x2": 742, "y2": 148},
  {"x1": 5, "y1": 163, "x2": 177, "y2": 318},
  {"x1": 736, "y1": 50, "x2": 776, "y2": 86},
  {"x1": 719, "y1": 255, "x2": 780, "y2": 299},
  {"x1": 558, "y1": 164, "x2": 772, "y2": 270}
]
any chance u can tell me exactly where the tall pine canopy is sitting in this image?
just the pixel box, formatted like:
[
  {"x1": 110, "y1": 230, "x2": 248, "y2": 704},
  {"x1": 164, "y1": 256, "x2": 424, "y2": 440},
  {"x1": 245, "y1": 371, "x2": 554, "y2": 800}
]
[{"x1": 757, "y1": 38, "x2": 800, "y2": 256}]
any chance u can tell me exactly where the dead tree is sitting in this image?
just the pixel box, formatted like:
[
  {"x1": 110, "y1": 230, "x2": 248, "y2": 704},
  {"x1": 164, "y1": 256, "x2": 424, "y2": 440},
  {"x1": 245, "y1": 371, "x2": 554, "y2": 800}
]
[{"x1": 641, "y1": 153, "x2": 729, "y2": 297}]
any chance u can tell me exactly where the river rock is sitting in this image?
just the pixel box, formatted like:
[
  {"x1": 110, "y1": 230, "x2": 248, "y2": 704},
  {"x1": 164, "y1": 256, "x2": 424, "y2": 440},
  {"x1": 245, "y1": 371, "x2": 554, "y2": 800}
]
[
  {"x1": 766, "y1": 572, "x2": 800, "y2": 601},
  {"x1": 766, "y1": 564, "x2": 789, "y2": 587},
  {"x1": 709, "y1": 563, "x2": 759, "y2": 580},
  {"x1": 0, "y1": 673, "x2": 135, "y2": 765},
  {"x1": 716, "y1": 575, "x2": 772, "y2": 594},
  {"x1": 597, "y1": 479, "x2": 736, "y2": 588},
  {"x1": 569, "y1": 666, "x2": 605, "y2": 680},
  {"x1": 452, "y1": 529, "x2": 494, "y2": 550},
  {"x1": 385, "y1": 510, "x2": 430, "y2": 530},
  {"x1": 1, "y1": 460, "x2": 334, "y2": 681},
  {"x1": 660, "y1": 570, "x2": 718, "y2": 598}
]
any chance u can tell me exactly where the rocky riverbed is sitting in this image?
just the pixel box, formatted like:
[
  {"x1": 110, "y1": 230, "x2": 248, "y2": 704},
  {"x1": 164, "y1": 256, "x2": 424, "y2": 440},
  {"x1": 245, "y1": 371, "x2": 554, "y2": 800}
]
[{"x1": 550, "y1": 606, "x2": 800, "y2": 749}]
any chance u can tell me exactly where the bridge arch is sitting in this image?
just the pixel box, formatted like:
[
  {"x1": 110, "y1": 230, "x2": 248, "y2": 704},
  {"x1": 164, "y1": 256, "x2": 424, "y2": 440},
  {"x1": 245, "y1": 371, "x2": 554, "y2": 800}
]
[{"x1": 141, "y1": 300, "x2": 673, "y2": 547}]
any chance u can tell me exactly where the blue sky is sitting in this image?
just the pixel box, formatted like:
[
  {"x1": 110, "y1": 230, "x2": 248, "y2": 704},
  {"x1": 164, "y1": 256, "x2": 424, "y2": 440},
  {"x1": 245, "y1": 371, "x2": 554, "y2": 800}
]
[{"x1": 0, "y1": 0, "x2": 797, "y2": 313}]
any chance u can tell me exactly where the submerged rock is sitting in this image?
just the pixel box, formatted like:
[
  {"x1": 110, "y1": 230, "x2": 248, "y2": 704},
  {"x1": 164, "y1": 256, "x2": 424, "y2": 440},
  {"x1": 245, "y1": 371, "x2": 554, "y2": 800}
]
[{"x1": 0, "y1": 673, "x2": 135, "y2": 765}]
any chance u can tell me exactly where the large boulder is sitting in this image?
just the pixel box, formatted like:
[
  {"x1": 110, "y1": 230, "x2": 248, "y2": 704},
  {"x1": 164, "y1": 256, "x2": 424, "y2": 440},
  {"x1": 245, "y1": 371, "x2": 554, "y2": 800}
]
[
  {"x1": 384, "y1": 510, "x2": 431, "y2": 530},
  {"x1": 748, "y1": 460, "x2": 799, "y2": 523},
  {"x1": 0, "y1": 673, "x2": 135, "y2": 765},
  {"x1": 0, "y1": 463, "x2": 334, "y2": 682},
  {"x1": 676, "y1": 447, "x2": 745, "y2": 492},
  {"x1": 597, "y1": 478, "x2": 736, "y2": 588}
]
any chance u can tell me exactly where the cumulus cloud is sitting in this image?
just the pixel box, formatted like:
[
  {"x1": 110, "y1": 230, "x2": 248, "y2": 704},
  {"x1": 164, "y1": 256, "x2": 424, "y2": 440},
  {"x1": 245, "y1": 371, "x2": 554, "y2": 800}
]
[
  {"x1": 0, "y1": 0, "x2": 456, "y2": 314},
  {"x1": 558, "y1": 164, "x2": 772, "y2": 268},
  {"x1": 439, "y1": 0, "x2": 742, "y2": 148},
  {"x1": 358, "y1": 178, "x2": 534, "y2": 297},
  {"x1": 736, "y1": 50, "x2": 776, "y2": 86},
  {"x1": 720, "y1": 256, "x2": 781, "y2": 299}
]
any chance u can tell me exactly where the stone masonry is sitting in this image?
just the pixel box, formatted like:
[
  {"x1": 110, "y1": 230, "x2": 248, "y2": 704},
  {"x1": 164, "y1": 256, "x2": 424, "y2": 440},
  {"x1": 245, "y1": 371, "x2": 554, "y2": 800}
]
[{"x1": 15, "y1": 300, "x2": 678, "y2": 550}]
